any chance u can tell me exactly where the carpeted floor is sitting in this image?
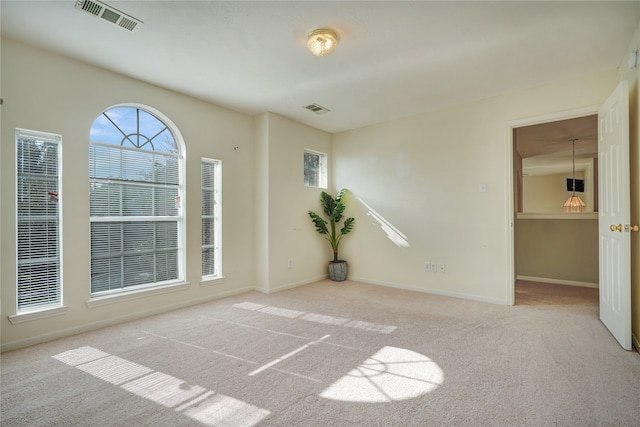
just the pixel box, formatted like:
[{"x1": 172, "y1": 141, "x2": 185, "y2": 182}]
[
  {"x1": 1, "y1": 280, "x2": 639, "y2": 426},
  {"x1": 515, "y1": 280, "x2": 599, "y2": 306}
]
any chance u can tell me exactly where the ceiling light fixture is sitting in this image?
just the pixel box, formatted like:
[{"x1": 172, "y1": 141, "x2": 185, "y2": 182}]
[
  {"x1": 562, "y1": 138, "x2": 586, "y2": 213},
  {"x1": 307, "y1": 28, "x2": 338, "y2": 57}
]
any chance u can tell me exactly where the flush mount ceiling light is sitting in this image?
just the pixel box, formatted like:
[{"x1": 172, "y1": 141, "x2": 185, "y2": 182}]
[{"x1": 307, "y1": 28, "x2": 338, "y2": 57}]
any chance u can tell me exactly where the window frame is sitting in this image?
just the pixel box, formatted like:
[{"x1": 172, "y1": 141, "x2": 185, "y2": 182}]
[
  {"x1": 88, "y1": 104, "x2": 186, "y2": 298},
  {"x1": 201, "y1": 158, "x2": 222, "y2": 281},
  {"x1": 304, "y1": 149, "x2": 328, "y2": 189},
  {"x1": 15, "y1": 128, "x2": 63, "y2": 314}
]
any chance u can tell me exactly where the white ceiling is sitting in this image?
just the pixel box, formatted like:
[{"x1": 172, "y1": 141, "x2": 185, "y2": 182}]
[
  {"x1": 2, "y1": 1, "x2": 639, "y2": 135},
  {"x1": 516, "y1": 115, "x2": 598, "y2": 176}
]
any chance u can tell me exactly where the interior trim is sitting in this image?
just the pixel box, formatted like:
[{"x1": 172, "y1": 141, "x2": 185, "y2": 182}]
[
  {"x1": 8, "y1": 305, "x2": 68, "y2": 324},
  {"x1": 86, "y1": 282, "x2": 191, "y2": 308},
  {"x1": 516, "y1": 213, "x2": 598, "y2": 220},
  {"x1": 516, "y1": 275, "x2": 598, "y2": 289}
]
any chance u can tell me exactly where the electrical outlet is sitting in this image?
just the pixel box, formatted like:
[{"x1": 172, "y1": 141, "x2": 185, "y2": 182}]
[
  {"x1": 425, "y1": 262, "x2": 430, "y2": 272},
  {"x1": 430, "y1": 263, "x2": 437, "y2": 273},
  {"x1": 288, "y1": 259, "x2": 294, "y2": 269},
  {"x1": 438, "y1": 263, "x2": 446, "y2": 273}
]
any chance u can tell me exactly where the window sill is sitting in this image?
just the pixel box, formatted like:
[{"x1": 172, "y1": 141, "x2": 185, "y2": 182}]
[
  {"x1": 200, "y1": 276, "x2": 225, "y2": 287},
  {"x1": 86, "y1": 281, "x2": 190, "y2": 308},
  {"x1": 9, "y1": 305, "x2": 68, "y2": 324}
]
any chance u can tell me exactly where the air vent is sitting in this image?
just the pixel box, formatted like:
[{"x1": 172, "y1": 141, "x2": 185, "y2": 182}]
[
  {"x1": 75, "y1": 0, "x2": 143, "y2": 32},
  {"x1": 303, "y1": 103, "x2": 331, "y2": 115}
]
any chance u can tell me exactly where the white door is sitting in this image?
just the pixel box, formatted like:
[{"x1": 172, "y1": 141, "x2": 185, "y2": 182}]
[{"x1": 598, "y1": 80, "x2": 631, "y2": 350}]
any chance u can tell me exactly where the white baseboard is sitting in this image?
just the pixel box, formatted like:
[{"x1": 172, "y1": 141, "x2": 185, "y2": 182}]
[
  {"x1": 0, "y1": 285, "x2": 255, "y2": 353},
  {"x1": 0, "y1": 274, "x2": 605, "y2": 353},
  {"x1": 350, "y1": 276, "x2": 508, "y2": 305},
  {"x1": 517, "y1": 275, "x2": 598, "y2": 289},
  {"x1": 2, "y1": 276, "x2": 330, "y2": 352},
  {"x1": 256, "y1": 275, "x2": 328, "y2": 294}
]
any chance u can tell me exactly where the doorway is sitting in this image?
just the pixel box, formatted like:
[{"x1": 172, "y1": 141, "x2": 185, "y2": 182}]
[
  {"x1": 507, "y1": 82, "x2": 633, "y2": 350},
  {"x1": 506, "y1": 106, "x2": 600, "y2": 306}
]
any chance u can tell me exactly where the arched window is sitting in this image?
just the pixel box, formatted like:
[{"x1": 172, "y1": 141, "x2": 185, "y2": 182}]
[{"x1": 89, "y1": 106, "x2": 184, "y2": 295}]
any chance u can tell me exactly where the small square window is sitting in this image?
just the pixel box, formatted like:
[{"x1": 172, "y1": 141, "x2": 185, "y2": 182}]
[{"x1": 304, "y1": 149, "x2": 327, "y2": 188}]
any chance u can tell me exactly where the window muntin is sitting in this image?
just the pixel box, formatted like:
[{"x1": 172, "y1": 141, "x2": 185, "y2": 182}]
[
  {"x1": 201, "y1": 159, "x2": 221, "y2": 279},
  {"x1": 16, "y1": 129, "x2": 62, "y2": 312},
  {"x1": 89, "y1": 106, "x2": 184, "y2": 295},
  {"x1": 304, "y1": 149, "x2": 327, "y2": 188}
]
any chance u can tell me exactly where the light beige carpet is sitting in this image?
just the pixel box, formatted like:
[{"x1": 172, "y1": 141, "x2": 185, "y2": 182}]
[{"x1": 2, "y1": 280, "x2": 639, "y2": 426}]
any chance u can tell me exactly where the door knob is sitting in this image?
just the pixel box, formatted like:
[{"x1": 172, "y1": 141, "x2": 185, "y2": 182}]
[{"x1": 610, "y1": 224, "x2": 640, "y2": 232}]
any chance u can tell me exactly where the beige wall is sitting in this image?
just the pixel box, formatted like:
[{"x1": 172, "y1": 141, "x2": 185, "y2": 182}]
[
  {"x1": 523, "y1": 172, "x2": 588, "y2": 213},
  {"x1": 515, "y1": 219, "x2": 598, "y2": 285},
  {"x1": 3, "y1": 20, "x2": 639, "y2": 351},
  {"x1": 618, "y1": 22, "x2": 640, "y2": 350},
  {"x1": 0, "y1": 39, "x2": 258, "y2": 351},
  {"x1": 333, "y1": 70, "x2": 619, "y2": 305},
  {"x1": 254, "y1": 112, "x2": 332, "y2": 292}
]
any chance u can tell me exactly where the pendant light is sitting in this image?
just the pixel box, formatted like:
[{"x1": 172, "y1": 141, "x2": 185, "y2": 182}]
[{"x1": 562, "y1": 138, "x2": 586, "y2": 212}]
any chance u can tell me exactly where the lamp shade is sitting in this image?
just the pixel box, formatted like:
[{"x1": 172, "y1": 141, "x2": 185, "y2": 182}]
[
  {"x1": 563, "y1": 195, "x2": 586, "y2": 212},
  {"x1": 307, "y1": 29, "x2": 338, "y2": 57}
]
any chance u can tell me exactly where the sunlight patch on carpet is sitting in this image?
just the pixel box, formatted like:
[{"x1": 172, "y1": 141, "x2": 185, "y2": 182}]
[
  {"x1": 248, "y1": 335, "x2": 330, "y2": 376},
  {"x1": 53, "y1": 346, "x2": 270, "y2": 426},
  {"x1": 320, "y1": 346, "x2": 443, "y2": 402},
  {"x1": 234, "y1": 302, "x2": 397, "y2": 333}
]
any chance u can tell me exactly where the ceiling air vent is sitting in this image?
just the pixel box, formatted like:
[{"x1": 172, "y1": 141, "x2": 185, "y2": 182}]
[
  {"x1": 75, "y1": 0, "x2": 143, "y2": 32},
  {"x1": 303, "y1": 103, "x2": 330, "y2": 115}
]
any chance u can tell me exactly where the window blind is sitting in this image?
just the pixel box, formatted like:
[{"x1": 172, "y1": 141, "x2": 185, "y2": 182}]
[
  {"x1": 16, "y1": 129, "x2": 62, "y2": 312},
  {"x1": 89, "y1": 141, "x2": 182, "y2": 294},
  {"x1": 201, "y1": 159, "x2": 221, "y2": 278}
]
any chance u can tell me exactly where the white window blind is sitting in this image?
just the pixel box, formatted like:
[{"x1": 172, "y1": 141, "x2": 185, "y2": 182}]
[
  {"x1": 89, "y1": 107, "x2": 184, "y2": 295},
  {"x1": 16, "y1": 129, "x2": 62, "y2": 312},
  {"x1": 202, "y1": 159, "x2": 221, "y2": 279}
]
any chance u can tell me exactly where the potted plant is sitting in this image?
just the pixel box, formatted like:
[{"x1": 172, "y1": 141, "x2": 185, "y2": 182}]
[{"x1": 308, "y1": 189, "x2": 355, "y2": 281}]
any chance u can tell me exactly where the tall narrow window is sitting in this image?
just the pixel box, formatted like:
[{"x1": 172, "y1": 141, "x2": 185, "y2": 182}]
[
  {"x1": 202, "y1": 158, "x2": 221, "y2": 279},
  {"x1": 89, "y1": 106, "x2": 184, "y2": 295},
  {"x1": 16, "y1": 129, "x2": 62, "y2": 312},
  {"x1": 304, "y1": 149, "x2": 327, "y2": 188}
]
